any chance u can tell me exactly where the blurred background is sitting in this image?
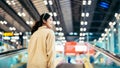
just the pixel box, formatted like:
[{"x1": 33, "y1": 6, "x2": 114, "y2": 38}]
[{"x1": 0, "y1": 0, "x2": 120, "y2": 68}]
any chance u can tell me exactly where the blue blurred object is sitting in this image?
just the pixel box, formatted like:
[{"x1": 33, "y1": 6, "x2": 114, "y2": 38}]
[
  {"x1": 99, "y1": 1, "x2": 109, "y2": 9},
  {"x1": 68, "y1": 57, "x2": 71, "y2": 63},
  {"x1": 89, "y1": 56, "x2": 95, "y2": 63}
]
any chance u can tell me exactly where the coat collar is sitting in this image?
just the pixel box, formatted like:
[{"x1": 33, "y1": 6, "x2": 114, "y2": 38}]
[{"x1": 38, "y1": 25, "x2": 48, "y2": 29}]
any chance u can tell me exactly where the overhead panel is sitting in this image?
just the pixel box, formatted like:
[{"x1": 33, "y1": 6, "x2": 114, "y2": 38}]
[
  {"x1": 0, "y1": 23, "x2": 10, "y2": 31},
  {"x1": 0, "y1": 8, "x2": 25, "y2": 32},
  {"x1": 6, "y1": 0, "x2": 35, "y2": 28},
  {"x1": 0, "y1": 0, "x2": 31, "y2": 31},
  {"x1": 32, "y1": 0, "x2": 49, "y2": 14},
  {"x1": 18, "y1": 0, "x2": 41, "y2": 21},
  {"x1": 59, "y1": 0, "x2": 73, "y2": 33}
]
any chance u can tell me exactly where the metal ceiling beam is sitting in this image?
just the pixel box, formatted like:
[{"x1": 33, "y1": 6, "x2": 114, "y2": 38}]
[
  {"x1": 0, "y1": 28, "x2": 4, "y2": 31},
  {"x1": 53, "y1": 0, "x2": 67, "y2": 33},
  {"x1": 59, "y1": 0, "x2": 73, "y2": 33},
  {"x1": 18, "y1": 0, "x2": 40, "y2": 21},
  {"x1": 84, "y1": 0, "x2": 97, "y2": 33},
  {"x1": 0, "y1": 0, "x2": 31, "y2": 31},
  {"x1": 97, "y1": 0, "x2": 117, "y2": 32},
  {"x1": 0, "y1": 24, "x2": 9, "y2": 31},
  {"x1": 0, "y1": 16, "x2": 21, "y2": 32}
]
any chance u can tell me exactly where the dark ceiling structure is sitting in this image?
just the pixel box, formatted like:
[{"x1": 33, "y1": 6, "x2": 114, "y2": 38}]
[{"x1": 0, "y1": 0, "x2": 120, "y2": 42}]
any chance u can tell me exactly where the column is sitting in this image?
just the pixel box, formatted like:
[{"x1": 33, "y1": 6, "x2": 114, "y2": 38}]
[
  {"x1": 117, "y1": 19, "x2": 120, "y2": 53},
  {"x1": 110, "y1": 28, "x2": 115, "y2": 53},
  {"x1": 107, "y1": 36, "x2": 110, "y2": 51}
]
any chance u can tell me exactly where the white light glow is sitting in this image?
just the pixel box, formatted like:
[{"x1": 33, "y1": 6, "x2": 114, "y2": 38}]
[
  {"x1": 6, "y1": 0, "x2": 11, "y2": 5},
  {"x1": 55, "y1": 45, "x2": 64, "y2": 51},
  {"x1": 86, "y1": 13, "x2": 89, "y2": 17},
  {"x1": 102, "y1": 37, "x2": 104, "y2": 40},
  {"x1": 109, "y1": 34, "x2": 111, "y2": 37},
  {"x1": 79, "y1": 41, "x2": 84, "y2": 43},
  {"x1": 11, "y1": 39, "x2": 16, "y2": 42},
  {"x1": 81, "y1": 13, "x2": 85, "y2": 17},
  {"x1": 19, "y1": 32, "x2": 22, "y2": 35},
  {"x1": 99, "y1": 38, "x2": 102, "y2": 41},
  {"x1": 3, "y1": 21, "x2": 7, "y2": 24},
  {"x1": 29, "y1": 21, "x2": 33, "y2": 25},
  {"x1": 13, "y1": 27, "x2": 16, "y2": 30},
  {"x1": 79, "y1": 33, "x2": 82, "y2": 36},
  {"x1": 18, "y1": 12, "x2": 22, "y2": 16},
  {"x1": 11, "y1": 36, "x2": 19, "y2": 40},
  {"x1": 14, "y1": 33, "x2": 19, "y2": 35},
  {"x1": 94, "y1": 39, "x2": 96, "y2": 42},
  {"x1": 59, "y1": 27, "x2": 62, "y2": 31},
  {"x1": 59, "y1": 32, "x2": 64, "y2": 36},
  {"x1": 48, "y1": 0, "x2": 53, "y2": 5},
  {"x1": 113, "y1": 22, "x2": 116, "y2": 26},
  {"x1": 101, "y1": 33, "x2": 104, "y2": 37},
  {"x1": 3, "y1": 37, "x2": 10, "y2": 40},
  {"x1": 83, "y1": 33, "x2": 86, "y2": 36},
  {"x1": 114, "y1": 13, "x2": 118, "y2": 17},
  {"x1": 84, "y1": 28, "x2": 86, "y2": 31},
  {"x1": 49, "y1": 12, "x2": 53, "y2": 16},
  {"x1": 81, "y1": 21, "x2": 84, "y2": 25},
  {"x1": 104, "y1": 33, "x2": 107, "y2": 37},
  {"x1": 109, "y1": 22, "x2": 113, "y2": 26},
  {"x1": 56, "y1": 21, "x2": 60, "y2": 25},
  {"x1": 0, "y1": 32, "x2": 3, "y2": 35},
  {"x1": 74, "y1": 32, "x2": 77, "y2": 35},
  {"x1": 22, "y1": 13, "x2": 26, "y2": 17},
  {"x1": 53, "y1": 12, "x2": 57, "y2": 16},
  {"x1": 56, "y1": 27, "x2": 59, "y2": 31},
  {"x1": 75, "y1": 45, "x2": 87, "y2": 51},
  {"x1": 80, "y1": 28, "x2": 83, "y2": 31},
  {"x1": 108, "y1": 28, "x2": 111, "y2": 32},
  {"x1": 23, "y1": 36, "x2": 28, "y2": 39},
  {"x1": 43, "y1": 0, "x2": 48, "y2": 5},
  {"x1": 106, "y1": 38, "x2": 108, "y2": 40},
  {"x1": 84, "y1": 21, "x2": 88, "y2": 25},
  {"x1": 9, "y1": 27, "x2": 16, "y2": 31},
  {"x1": 16, "y1": 42, "x2": 19, "y2": 44},
  {"x1": 69, "y1": 32, "x2": 73, "y2": 35},
  {"x1": 114, "y1": 28, "x2": 116, "y2": 32},
  {"x1": 83, "y1": 1, "x2": 86, "y2": 5},
  {"x1": 11, "y1": 0, "x2": 16, "y2": 5},
  {"x1": 105, "y1": 28, "x2": 108, "y2": 32},
  {"x1": 88, "y1": 0, "x2": 92, "y2": 5}
]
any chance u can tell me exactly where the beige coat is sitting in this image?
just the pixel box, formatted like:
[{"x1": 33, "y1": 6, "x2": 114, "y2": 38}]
[{"x1": 27, "y1": 26, "x2": 55, "y2": 68}]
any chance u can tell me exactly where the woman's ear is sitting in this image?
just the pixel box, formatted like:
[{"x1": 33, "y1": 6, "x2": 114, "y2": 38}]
[{"x1": 43, "y1": 20, "x2": 46, "y2": 24}]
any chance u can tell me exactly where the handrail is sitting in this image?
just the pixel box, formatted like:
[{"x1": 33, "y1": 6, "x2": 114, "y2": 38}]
[
  {"x1": 90, "y1": 45, "x2": 120, "y2": 65},
  {"x1": 0, "y1": 48, "x2": 27, "y2": 56}
]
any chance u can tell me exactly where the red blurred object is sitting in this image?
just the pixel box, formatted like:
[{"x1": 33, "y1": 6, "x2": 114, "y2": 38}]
[
  {"x1": 64, "y1": 42, "x2": 95, "y2": 55},
  {"x1": 64, "y1": 41, "x2": 77, "y2": 55}
]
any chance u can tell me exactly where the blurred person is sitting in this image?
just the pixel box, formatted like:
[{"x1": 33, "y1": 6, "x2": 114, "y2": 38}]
[
  {"x1": 68, "y1": 56, "x2": 71, "y2": 63},
  {"x1": 17, "y1": 44, "x2": 23, "y2": 49},
  {"x1": 27, "y1": 13, "x2": 56, "y2": 68}
]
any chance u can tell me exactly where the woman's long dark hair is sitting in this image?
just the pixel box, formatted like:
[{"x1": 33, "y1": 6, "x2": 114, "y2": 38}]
[{"x1": 31, "y1": 13, "x2": 51, "y2": 34}]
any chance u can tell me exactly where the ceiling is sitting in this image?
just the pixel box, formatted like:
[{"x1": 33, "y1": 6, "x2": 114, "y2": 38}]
[{"x1": 0, "y1": 0, "x2": 120, "y2": 42}]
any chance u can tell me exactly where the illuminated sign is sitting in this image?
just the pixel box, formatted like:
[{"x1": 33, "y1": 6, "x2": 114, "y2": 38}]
[
  {"x1": 75, "y1": 45, "x2": 87, "y2": 52},
  {"x1": 3, "y1": 32, "x2": 14, "y2": 36},
  {"x1": 99, "y1": 2, "x2": 109, "y2": 9},
  {"x1": 64, "y1": 41, "x2": 77, "y2": 55}
]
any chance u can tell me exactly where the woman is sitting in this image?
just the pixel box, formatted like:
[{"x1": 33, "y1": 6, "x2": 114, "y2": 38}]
[{"x1": 27, "y1": 13, "x2": 55, "y2": 68}]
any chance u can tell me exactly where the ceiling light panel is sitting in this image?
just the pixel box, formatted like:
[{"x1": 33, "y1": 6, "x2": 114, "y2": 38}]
[
  {"x1": 32, "y1": 0, "x2": 49, "y2": 14},
  {"x1": 5, "y1": 0, "x2": 35, "y2": 27},
  {"x1": 0, "y1": 8, "x2": 25, "y2": 32}
]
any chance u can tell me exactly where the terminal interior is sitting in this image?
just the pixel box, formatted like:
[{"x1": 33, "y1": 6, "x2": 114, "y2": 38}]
[{"x1": 0, "y1": 0, "x2": 120, "y2": 68}]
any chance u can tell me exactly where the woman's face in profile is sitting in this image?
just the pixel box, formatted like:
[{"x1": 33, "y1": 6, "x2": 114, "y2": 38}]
[{"x1": 46, "y1": 16, "x2": 53, "y2": 29}]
